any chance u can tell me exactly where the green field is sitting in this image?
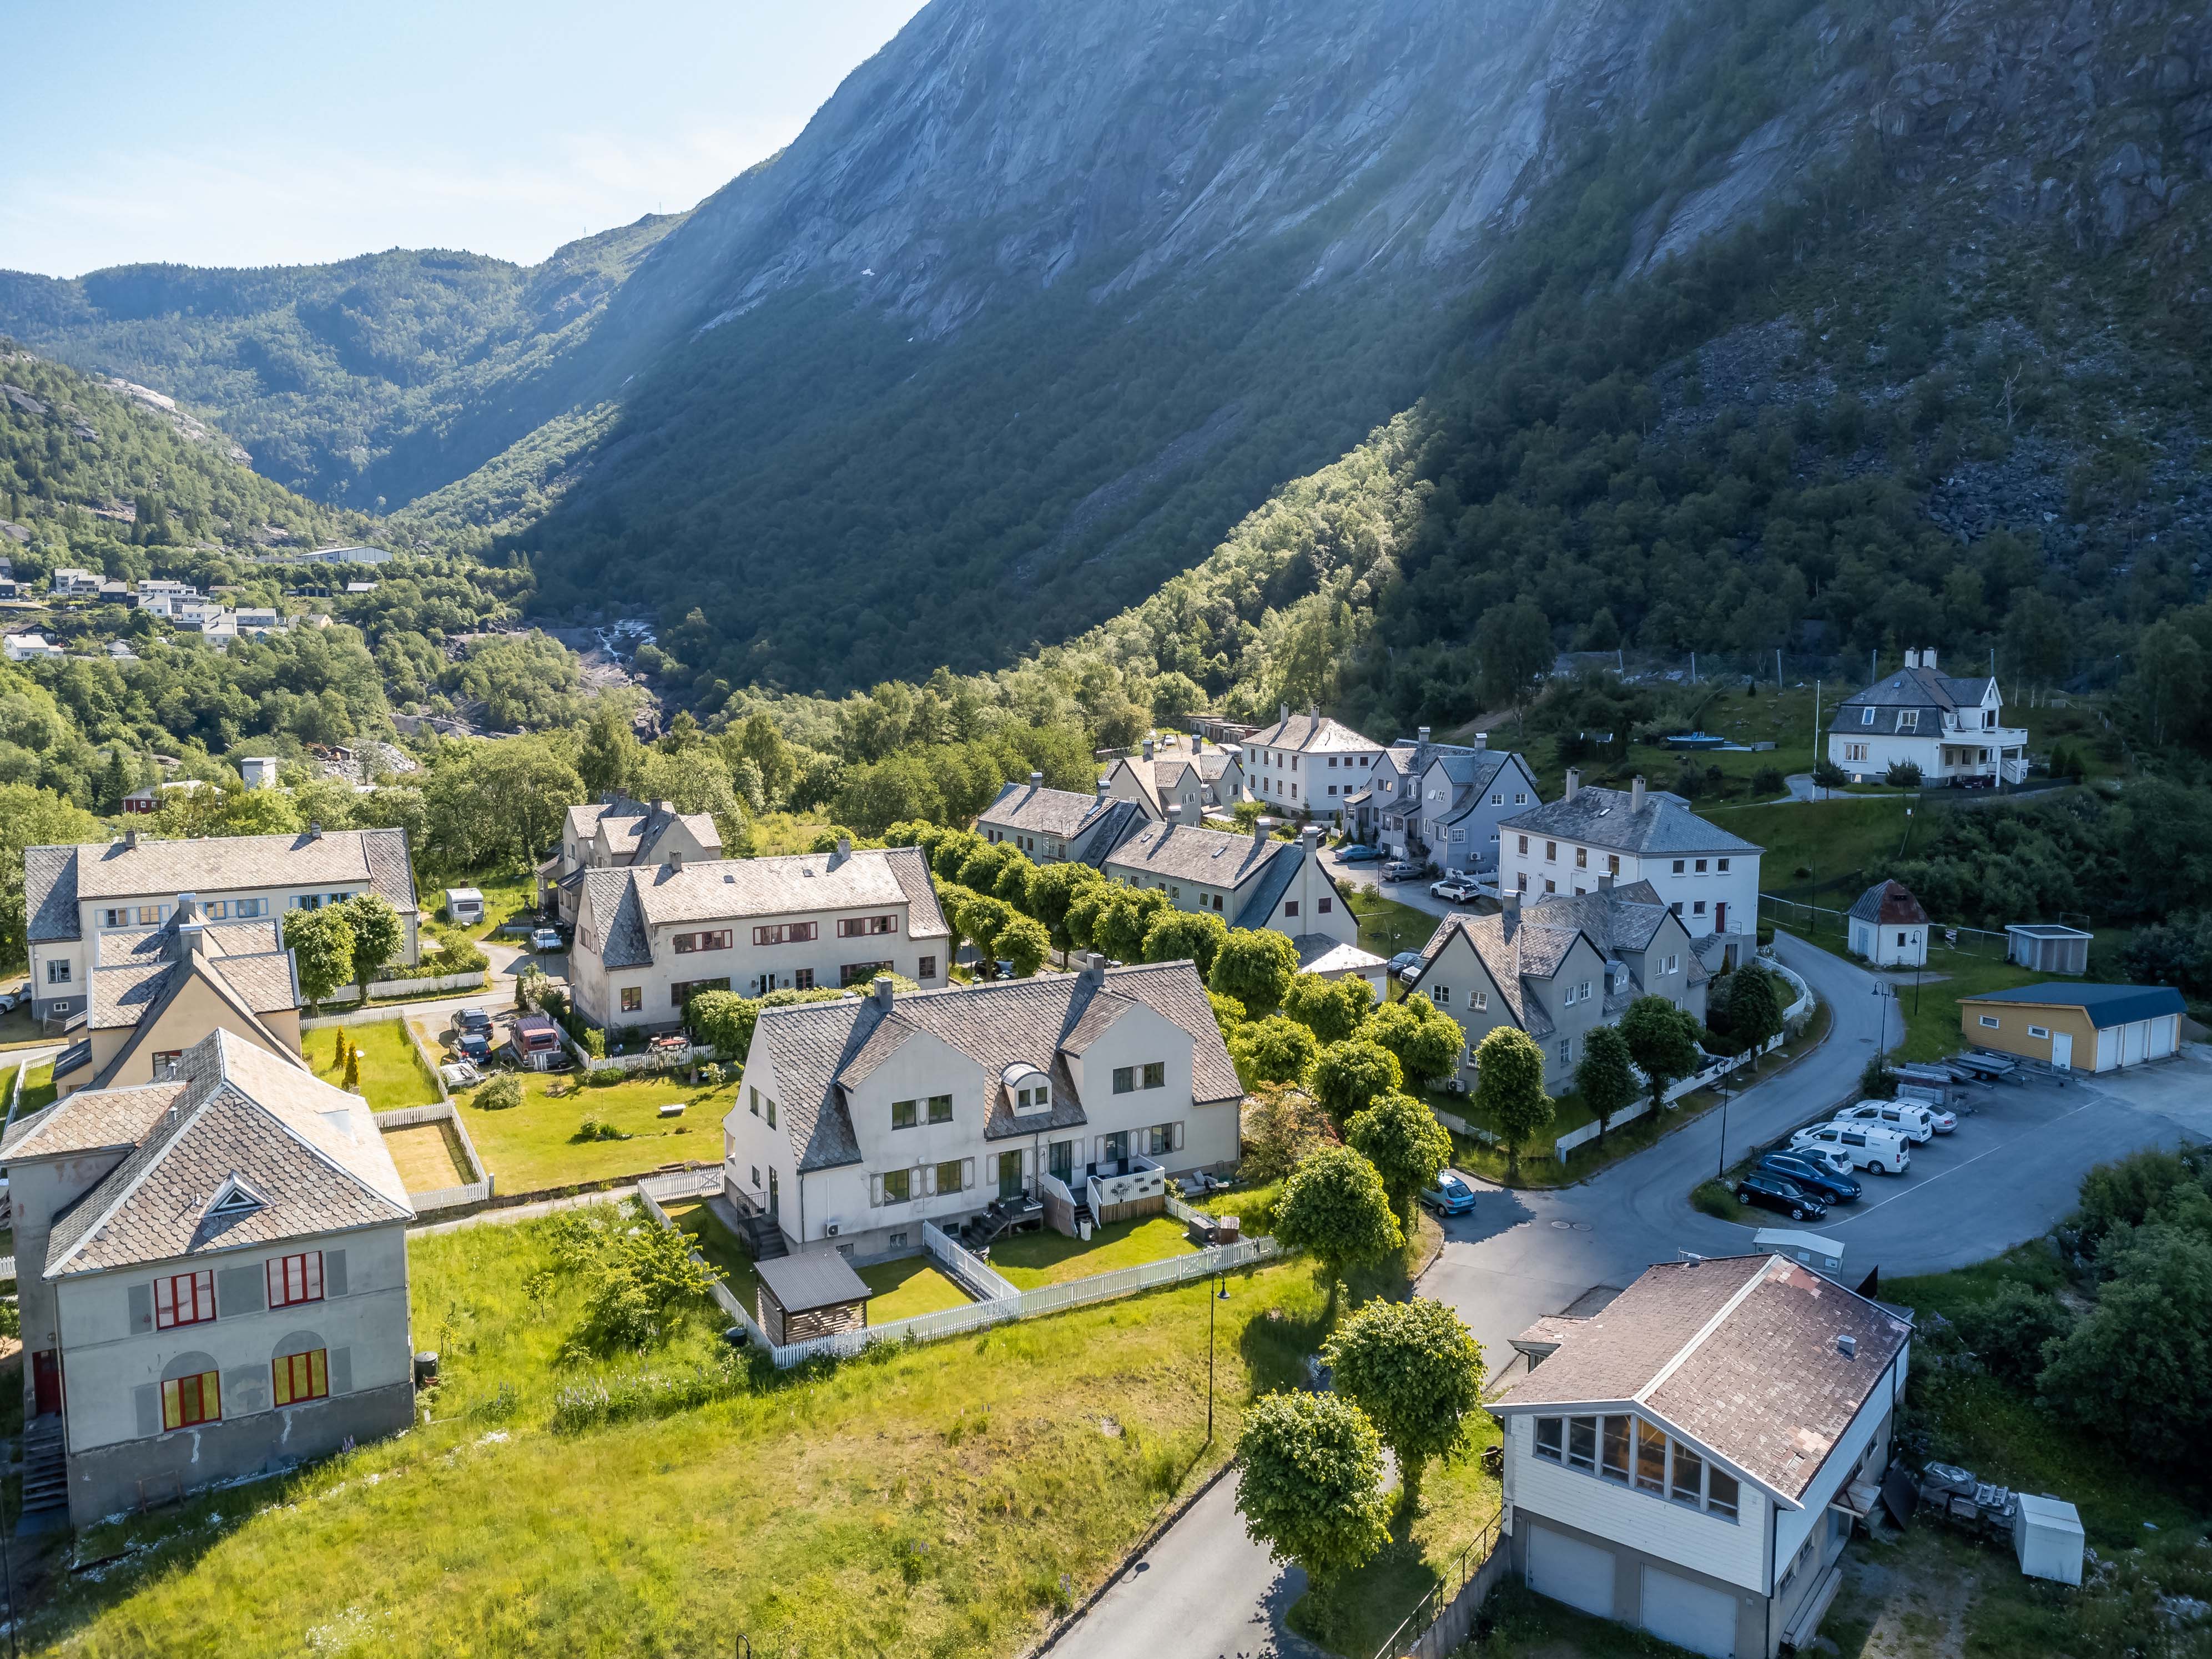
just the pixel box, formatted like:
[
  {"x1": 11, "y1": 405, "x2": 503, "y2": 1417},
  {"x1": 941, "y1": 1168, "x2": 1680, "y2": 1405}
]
[
  {"x1": 18, "y1": 1058, "x2": 56, "y2": 1117},
  {"x1": 1342, "y1": 886, "x2": 1441, "y2": 965},
  {"x1": 455, "y1": 1067, "x2": 736, "y2": 1194},
  {"x1": 856, "y1": 1256, "x2": 974, "y2": 1320},
  {"x1": 452, "y1": 869, "x2": 539, "y2": 941},
  {"x1": 308, "y1": 1018, "x2": 442, "y2": 1111}
]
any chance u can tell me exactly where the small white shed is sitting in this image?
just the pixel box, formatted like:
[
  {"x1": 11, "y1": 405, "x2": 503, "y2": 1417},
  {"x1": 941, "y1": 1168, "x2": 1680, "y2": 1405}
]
[
  {"x1": 2013, "y1": 1494, "x2": 2084, "y2": 1586},
  {"x1": 1847, "y1": 880, "x2": 1929, "y2": 969}
]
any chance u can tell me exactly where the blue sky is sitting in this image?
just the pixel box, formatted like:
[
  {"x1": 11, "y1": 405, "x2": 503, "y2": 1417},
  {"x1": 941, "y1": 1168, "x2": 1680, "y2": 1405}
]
[{"x1": 3, "y1": 0, "x2": 929, "y2": 277}]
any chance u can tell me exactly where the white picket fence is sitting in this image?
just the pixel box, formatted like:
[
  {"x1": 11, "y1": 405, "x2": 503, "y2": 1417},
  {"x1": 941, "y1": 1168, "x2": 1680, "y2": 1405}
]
[
  {"x1": 924, "y1": 1220, "x2": 1020, "y2": 1303},
  {"x1": 557, "y1": 1025, "x2": 718, "y2": 1075},
  {"x1": 376, "y1": 1101, "x2": 495, "y2": 1213}
]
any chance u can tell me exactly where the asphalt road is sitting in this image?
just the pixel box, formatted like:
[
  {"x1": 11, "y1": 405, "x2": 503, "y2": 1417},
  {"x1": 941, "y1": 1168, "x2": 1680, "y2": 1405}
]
[{"x1": 1048, "y1": 929, "x2": 2211, "y2": 1659}]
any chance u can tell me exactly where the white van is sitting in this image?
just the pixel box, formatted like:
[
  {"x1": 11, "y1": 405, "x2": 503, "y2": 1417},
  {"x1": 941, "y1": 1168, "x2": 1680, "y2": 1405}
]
[
  {"x1": 1790, "y1": 1121, "x2": 1912, "y2": 1176},
  {"x1": 1833, "y1": 1099, "x2": 1953, "y2": 1141}
]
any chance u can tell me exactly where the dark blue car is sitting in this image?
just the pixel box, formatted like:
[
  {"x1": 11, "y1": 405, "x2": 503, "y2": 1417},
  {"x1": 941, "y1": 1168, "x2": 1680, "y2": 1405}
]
[{"x1": 1756, "y1": 1151, "x2": 1862, "y2": 1206}]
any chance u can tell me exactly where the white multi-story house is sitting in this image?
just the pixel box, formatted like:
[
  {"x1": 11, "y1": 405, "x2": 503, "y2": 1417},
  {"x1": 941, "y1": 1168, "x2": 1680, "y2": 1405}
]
[
  {"x1": 569, "y1": 841, "x2": 951, "y2": 1027},
  {"x1": 2, "y1": 1029, "x2": 416, "y2": 1528},
  {"x1": 1827, "y1": 649, "x2": 2027, "y2": 786},
  {"x1": 538, "y1": 795, "x2": 725, "y2": 924},
  {"x1": 1242, "y1": 704, "x2": 1385, "y2": 824},
  {"x1": 1492, "y1": 1253, "x2": 1911, "y2": 1658},
  {"x1": 3, "y1": 632, "x2": 65, "y2": 662},
  {"x1": 1499, "y1": 774, "x2": 1762, "y2": 967},
  {"x1": 1407, "y1": 739, "x2": 1543, "y2": 874},
  {"x1": 1102, "y1": 816, "x2": 1382, "y2": 988},
  {"x1": 722, "y1": 958, "x2": 1242, "y2": 1263},
  {"x1": 51, "y1": 567, "x2": 102, "y2": 596},
  {"x1": 975, "y1": 774, "x2": 1148, "y2": 865},
  {"x1": 24, "y1": 825, "x2": 421, "y2": 1026},
  {"x1": 1098, "y1": 733, "x2": 1244, "y2": 821}
]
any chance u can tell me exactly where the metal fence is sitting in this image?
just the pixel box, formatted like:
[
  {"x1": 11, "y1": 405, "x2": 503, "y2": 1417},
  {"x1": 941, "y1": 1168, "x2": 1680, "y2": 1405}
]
[
  {"x1": 1369, "y1": 1515, "x2": 1507, "y2": 1659},
  {"x1": 1761, "y1": 894, "x2": 2014, "y2": 961}
]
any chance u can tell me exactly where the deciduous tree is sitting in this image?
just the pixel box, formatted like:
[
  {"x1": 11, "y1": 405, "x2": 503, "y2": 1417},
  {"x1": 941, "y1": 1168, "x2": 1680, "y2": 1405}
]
[
  {"x1": 1324, "y1": 1297, "x2": 1487, "y2": 1505},
  {"x1": 1368, "y1": 995, "x2": 1462, "y2": 1091},
  {"x1": 1345, "y1": 1093, "x2": 1452, "y2": 1223},
  {"x1": 1234, "y1": 1391, "x2": 1391, "y2": 1586},
  {"x1": 1142, "y1": 907, "x2": 1228, "y2": 976},
  {"x1": 1283, "y1": 972, "x2": 1375, "y2": 1045},
  {"x1": 1621, "y1": 995, "x2": 1705, "y2": 1114},
  {"x1": 1311, "y1": 1038, "x2": 1402, "y2": 1123},
  {"x1": 335, "y1": 892, "x2": 403, "y2": 995},
  {"x1": 1274, "y1": 1144, "x2": 1403, "y2": 1306},
  {"x1": 1230, "y1": 1015, "x2": 1318, "y2": 1090},
  {"x1": 1473, "y1": 1026, "x2": 1551, "y2": 1174},
  {"x1": 1574, "y1": 1023, "x2": 1637, "y2": 1145},
  {"x1": 283, "y1": 905, "x2": 356, "y2": 1006},
  {"x1": 1210, "y1": 927, "x2": 1301, "y2": 1015}
]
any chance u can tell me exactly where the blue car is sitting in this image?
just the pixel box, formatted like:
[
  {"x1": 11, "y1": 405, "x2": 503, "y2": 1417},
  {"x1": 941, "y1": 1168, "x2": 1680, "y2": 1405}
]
[
  {"x1": 1336, "y1": 844, "x2": 1384, "y2": 863},
  {"x1": 1420, "y1": 1172, "x2": 1477, "y2": 1216}
]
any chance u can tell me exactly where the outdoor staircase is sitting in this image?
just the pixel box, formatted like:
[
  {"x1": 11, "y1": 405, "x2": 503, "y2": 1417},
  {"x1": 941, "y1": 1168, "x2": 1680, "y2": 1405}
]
[
  {"x1": 18, "y1": 1417, "x2": 67, "y2": 1525},
  {"x1": 735, "y1": 1210, "x2": 788, "y2": 1263}
]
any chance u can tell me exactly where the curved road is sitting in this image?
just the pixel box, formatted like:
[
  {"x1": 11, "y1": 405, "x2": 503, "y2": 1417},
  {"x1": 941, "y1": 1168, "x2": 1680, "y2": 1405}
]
[{"x1": 1049, "y1": 930, "x2": 2209, "y2": 1659}]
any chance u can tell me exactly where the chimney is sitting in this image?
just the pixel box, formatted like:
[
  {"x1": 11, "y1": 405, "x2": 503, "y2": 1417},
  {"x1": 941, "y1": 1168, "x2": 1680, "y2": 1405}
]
[
  {"x1": 174, "y1": 891, "x2": 198, "y2": 926},
  {"x1": 1278, "y1": 703, "x2": 1289, "y2": 727},
  {"x1": 305, "y1": 821, "x2": 322, "y2": 840},
  {"x1": 1921, "y1": 647, "x2": 1937, "y2": 671},
  {"x1": 1142, "y1": 737, "x2": 1155, "y2": 760},
  {"x1": 1164, "y1": 804, "x2": 1181, "y2": 830},
  {"x1": 835, "y1": 835, "x2": 851, "y2": 860},
  {"x1": 1301, "y1": 824, "x2": 1322, "y2": 848},
  {"x1": 1080, "y1": 952, "x2": 1107, "y2": 989},
  {"x1": 1501, "y1": 892, "x2": 1520, "y2": 938},
  {"x1": 1631, "y1": 776, "x2": 1646, "y2": 813},
  {"x1": 1308, "y1": 701, "x2": 1318, "y2": 719},
  {"x1": 1472, "y1": 730, "x2": 1488, "y2": 753},
  {"x1": 872, "y1": 974, "x2": 895, "y2": 1011},
  {"x1": 179, "y1": 921, "x2": 206, "y2": 959},
  {"x1": 1836, "y1": 1333, "x2": 1858, "y2": 1360},
  {"x1": 1598, "y1": 873, "x2": 1614, "y2": 892},
  {"x1": 1564, "y1": 768, "x2": 1580, "y2": 802},
  {"x1": 1253, "y1": 816, "x2": 1273, "y2": 850},
  {"x1": 1417, "y1": 726, "x2": 1431, "y2": 745},
  {"x1": 1096, "y1": 774, "x2": 1110, "y2": 801},
  {"x1": 123, "y1": 826, "x2": 140, "y2": 851},
  {"x1": 1029, "y1": 770, "x2": 1043, "y2": 789},
  {"x1": 667, "y1": 850, "x2": 684, "y2": 874}
]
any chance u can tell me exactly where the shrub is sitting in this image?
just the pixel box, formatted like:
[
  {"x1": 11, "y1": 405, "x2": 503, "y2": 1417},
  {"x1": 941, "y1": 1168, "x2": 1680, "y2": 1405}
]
[
  {"x1": 576, "y1": 1118, "x2": 632, "y2": 1142},
  {"x1": 1954, "y1": 1283, "x2": 2071, "y2": 1388},
  {"x1": 1858, "y1": 1057, "x2": 1897, "y2": 1099},
  {"x1": 476, "y1": 1073, "x2": 525, "y2": 1112},
  {"x1": 1813, "y1": 759, "x2": 1850, "y2": 787},
  {"x1": 1752, "y1": 765, "x2": 1785, "y2": 795},
  {"x1": 1883, "y1": 759, "x2": 1924, "y2": 787}
]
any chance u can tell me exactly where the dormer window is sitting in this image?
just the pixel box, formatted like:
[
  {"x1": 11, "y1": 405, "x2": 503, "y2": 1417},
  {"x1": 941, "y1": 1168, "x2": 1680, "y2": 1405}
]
[
  {"x1": 1860, "y1": 707, "x2": 1876, "y2": 725},
  {"x1": 204, "y1": 1174, "x2": 267, "y2": 1221},
  {"x1": 1896, "y1": 710, "x2": 1918, "y2": 731},
  {"x1": 1004, "y1": 1063, "x2": 1053, "y2": 1115}
]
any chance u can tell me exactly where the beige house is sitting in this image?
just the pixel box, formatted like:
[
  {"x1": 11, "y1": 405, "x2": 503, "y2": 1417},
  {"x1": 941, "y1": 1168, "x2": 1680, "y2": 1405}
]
[
  {"x1": 538, "y1": 796, "x2": 724, "y2": 925},
  {"x1": 723, "y1": 959, "x2": 1241, "y2": 1263},
  {"x1": 1099, "y1": 733, "x2": 1244, "y2": 821},
  {"x1": 1402, "y1": 883, "x2": 1704, "y2": 1095},
  {"x1": 570, "y1": 841, "x2": 951, "y2": 1028},
  {"x1": 26, "y1": 825, "x2": 420, "y2": 1026},
  {"x1": 53, "y1": 897, "x2": 303, "y2": 1101},
  {"x1": 2, "y1": 1030, "x2": 415, "y2": 1527}
]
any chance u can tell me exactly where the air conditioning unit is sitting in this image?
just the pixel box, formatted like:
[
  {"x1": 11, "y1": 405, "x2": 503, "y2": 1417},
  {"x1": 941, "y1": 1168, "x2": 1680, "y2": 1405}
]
[
  {"x1": 1445, "y1": 1078, "x2": 1468, "y2": 1095},
  {"x1": 825, "y1": 1222, "x2": 840, "y2": 1237}
]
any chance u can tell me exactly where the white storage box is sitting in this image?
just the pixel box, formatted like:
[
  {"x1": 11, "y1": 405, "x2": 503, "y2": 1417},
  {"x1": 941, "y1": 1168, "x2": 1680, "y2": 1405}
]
[{"x1": 2013, "y1": 1493, "x2": 2084, "y2": 1585}]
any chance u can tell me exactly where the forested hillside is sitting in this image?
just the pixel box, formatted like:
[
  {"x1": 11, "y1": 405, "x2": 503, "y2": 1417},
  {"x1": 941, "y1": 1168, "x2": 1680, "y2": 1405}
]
[{"x1": 0, "y1": 216, "x2": 681, "y2": 511}]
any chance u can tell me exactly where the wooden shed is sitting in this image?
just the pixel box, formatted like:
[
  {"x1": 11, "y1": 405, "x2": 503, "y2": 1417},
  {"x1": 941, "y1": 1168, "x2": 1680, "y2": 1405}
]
[{"x1": 754, "y1": 1252, "x2": 873, "y2": 1346}]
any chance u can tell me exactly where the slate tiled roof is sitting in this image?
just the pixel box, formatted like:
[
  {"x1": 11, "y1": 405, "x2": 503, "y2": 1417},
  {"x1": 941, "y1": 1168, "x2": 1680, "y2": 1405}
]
[
  {"x1": 1247, "y1": 708, "x2": 1379, "y2": 754},
  {"x1": 1408, "y1": 911, "x2": 1598, "y2": 1040},
  {"x1": 753, "y1": 962, "x2": 1240, "y2": 1173},
  {"x1": 27, "y1": 828, "x2": 419, "y2": 937},
  {"x1": 579, "y1": 846, "x2": 948, "y2": 967},
  {"x1": 87, "y1": 947, "x2": 299, "y2": 1032},
  {"x1": 1524, "y1": 880, "x2": 1675, "y2": 955},
  {"x1": 2, "y1": 1078, "x2": 188, "y2": 1159},
  {"x1": 42, "y1": 1031, "x2": 412, "y2": 1278},
  {"x1": 1500, "y1": 786, "x2": 1761, "y2": 858},
  {"x1": 978, "y1": 781, "x2": 1108, "y2": 840},
  {"x1": 1494, "y1": 1254, "x2": 1912, "y2": 1505},
  {"x1": 1104, "y1": 821, "x2": 1278, "y2": 890},
  {"x1": 1847, "y1": 880, "x2": 1929, "y2": 927},
  {"x1": 1828, "y1": 664, "x2": 1996, "y2": 736}
]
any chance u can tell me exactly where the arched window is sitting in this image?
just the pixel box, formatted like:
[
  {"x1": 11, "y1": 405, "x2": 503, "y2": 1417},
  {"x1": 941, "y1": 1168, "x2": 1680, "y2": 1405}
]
[
  {"x1": 160, "y1": 1350, "x2": 222, "y2": 1430},
  {"x1": 272, "y1": 1329, "x2": 330, "y2": 1407}
]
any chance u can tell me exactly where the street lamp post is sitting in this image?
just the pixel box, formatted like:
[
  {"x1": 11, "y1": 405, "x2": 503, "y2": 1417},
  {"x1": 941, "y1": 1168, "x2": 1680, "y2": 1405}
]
[
  {"x1": 1206, "y1": 1270, "x2": 1231, "y2": 1445},
  {"x1": 1715, "y1": 1072, "x2": 1732, "y2": 1181}
]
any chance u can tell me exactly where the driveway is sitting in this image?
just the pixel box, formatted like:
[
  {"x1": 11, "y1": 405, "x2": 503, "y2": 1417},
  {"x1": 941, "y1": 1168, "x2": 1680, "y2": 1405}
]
[{"x1": 1045, "y1": 934, "x2": 2211, "y2": 1657}]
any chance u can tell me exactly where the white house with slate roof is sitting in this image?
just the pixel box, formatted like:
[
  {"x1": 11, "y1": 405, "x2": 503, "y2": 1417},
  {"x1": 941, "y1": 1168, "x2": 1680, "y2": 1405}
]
[
  {"x1": 569, "y1": 841, "x2": 950, "y2": 1028},
  {"x1": 538, "y1": 796, "x2": 724, "y2": 925},
  {"x1": 1408, "y1": 739, "x2": 1543, "y2": 874},
  {"x1": 1493, "y1": 1253, "x2": 1912, "y2": 1658},
  {"x1": 1243, "y1": 704, "x2": 1385, "y2": 824},
  {"x1": 722, "y1": 959, "x2": 1241, "y2": 1263},
  {"x1": 1098, "y1": 733, "x2": 1244, "y2": 821},
  {"x1": 24, "y1": 825, "x2": 420, "y2": 1027},
  {"x1": 1827, "y1": 649, "x2": 2028, "y2": 786},
  {"x1": 1, "y1": 1030, "x2": 415, "y2": 1527},
  {"x1": 1500, "y1": 774, "x2": 1761, "y2": 966},
  {"x1": 975, "y1": 773, "x2": 1149, "y2": 865}
]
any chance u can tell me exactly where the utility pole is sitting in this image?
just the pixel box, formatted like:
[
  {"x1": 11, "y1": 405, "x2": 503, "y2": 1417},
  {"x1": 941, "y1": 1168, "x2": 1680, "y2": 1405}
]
[{"x1": 1776, "y1": 647, "x2": 1783, "y2": 690}]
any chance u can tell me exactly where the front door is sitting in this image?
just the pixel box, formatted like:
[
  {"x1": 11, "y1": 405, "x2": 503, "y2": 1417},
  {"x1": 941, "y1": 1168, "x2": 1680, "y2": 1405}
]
[
  {"x1": 32, "y1": 1349, "x2": 61, "y2": 1416},
  {"x1": 768, "y1": 1168, "x2": 780, "y2": 1219},
  {"x1": 1713, "y1": 900, "x2": 1727, "y2": 933},
  {"x1": 997, "y1": 1151, "x2": 1024, "y2": 1201},
  {"x1": 2050, "y1": 1031, "x2": 2073, "y2": 1071}
]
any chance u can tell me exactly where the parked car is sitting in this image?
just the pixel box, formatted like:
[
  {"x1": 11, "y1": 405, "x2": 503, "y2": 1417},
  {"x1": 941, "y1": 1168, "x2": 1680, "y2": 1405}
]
[
  {"x1": 1755, "y1": 1151, "x2": 1862, "y2": 1206},
  {"x1": 1430, "y1": 875, "x2": 1482, "y2": 902},
  {"x1": 530, "y1": 927, "x2": 565, "y2": 953},
  {"x1": 1382, "y1": 860, "x2": 1422, "y2": 882},
  {"x1": 454, "y1": 1031, "x2": 492, "y2": 1063},
  {"x1": 1388, "y1": 950, "x2": 1424, "y2": 977},
  {"x1": 456, "y1": 1007, "x2": 492, "y2": 1037},
  {"x1": 1336, "y1": 844, "x2": 1384, "y2": 864},
  {"x1": 1789, "y1": 1121, "x2": 1912, "y2": 1175},
  {"x1": 0, "y1": 989, "x2": 21, "y2": 1015},
  {"x1": 1735, "y1": 1171, "x2": 1828, "y2": 1223},
  {"x1": 993, "y1": 959, "x2": 1017, "y2": 980},
  {"x1": 1420, "y1": 1172, "x2": 1478, "y2": 1216},
  {"x1": 1833, "y1": 1098, "x2": 1953, "y2": 1140}
]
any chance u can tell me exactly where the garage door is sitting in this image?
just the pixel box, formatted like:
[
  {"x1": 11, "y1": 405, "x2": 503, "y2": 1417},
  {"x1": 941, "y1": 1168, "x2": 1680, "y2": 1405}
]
[
  {"x1": 1528, "y1": 1525, "x2": 1614, "y2": 1618},
  {"x1": 1641, "y1": 1565, "x2": 1739, "y2": 1658},
  {"x1": 2151, "y1": 1015, "x2": 2179, "y2": 1060}
]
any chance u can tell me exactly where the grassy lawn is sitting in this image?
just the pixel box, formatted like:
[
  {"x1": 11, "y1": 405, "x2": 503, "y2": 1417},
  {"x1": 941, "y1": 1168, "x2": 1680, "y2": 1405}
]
[
  {"x1": 664, "y1": 1199, "x2": 763, "y2": 1316},
  {"x1": 382, "y1": 1122, "x2": 468, "y2": 1192},
  {"x1": 1193, "y1": 1179, "x2": 1282, "y2": 1238},
  {"x1": 858, "y1": 1257, "x2": 975, "y2": 1320},
  {"x1": 451, "y1": 868, "x2": 538, "y2": 941},
  {"x1": 455, "y1": 1068, "x2": 737, "y2": 1194},
  {"x1": 18, "y1": 1058, "x2": 56, "y2": 1117},
  {"x1": 989, "y1": 1216, "x2": 1196, "y2": 1289},
  {"x1": 749, "y1": 810, "x2": 842, "y2": 856},
  {"x1": 307, "y1": 1017, "x2": 441, "y2": 1111},
  {"x1": 1771, "y1": 923, "x2": 2078, "y2": 1063},
  {"x1": 1341, "y1": 886, "x2": 1442, "y2": 963},
  {"x1": 1709, "y1": 793, "x2": 1925, "y2": 910},
  {"x1": 34, "y1": 1202, "x2": 1399, "y2": 1657}
]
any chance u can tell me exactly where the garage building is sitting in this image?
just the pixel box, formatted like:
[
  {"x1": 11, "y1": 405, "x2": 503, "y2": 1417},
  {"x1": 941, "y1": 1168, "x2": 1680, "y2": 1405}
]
[{"x1": 1959, "y1": 983, "x2": 2184, "y2": 1073}]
